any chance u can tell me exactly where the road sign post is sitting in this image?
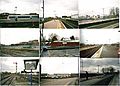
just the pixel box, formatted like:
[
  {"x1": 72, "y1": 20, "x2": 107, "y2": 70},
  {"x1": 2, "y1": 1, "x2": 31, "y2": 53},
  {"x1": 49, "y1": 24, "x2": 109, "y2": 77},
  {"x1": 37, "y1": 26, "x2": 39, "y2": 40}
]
[
  {"x1": 30, "y1": 69, "x2": 32, "y2": 86},
  {"x1": 24, "y1": 59, "x2": 39, "y2": 86}
]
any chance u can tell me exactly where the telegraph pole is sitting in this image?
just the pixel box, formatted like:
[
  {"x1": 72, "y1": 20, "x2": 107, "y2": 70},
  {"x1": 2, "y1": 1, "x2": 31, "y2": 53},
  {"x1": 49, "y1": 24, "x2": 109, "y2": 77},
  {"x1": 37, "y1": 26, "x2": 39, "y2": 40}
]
[
  {"x1": 81, "y1": 59, "x2": 83, "y2": 71},
  {"x1": 13, "y1": 62, "x2": 17, "y2": 74},
  {"x1": 78, "y1": 57, "x2": 80, "y2": 85},
  {"x1": 39, "y1": 0, "x2": 44, "y2": 85},
  {"x1": 42, "y1": 0, "x2": 44, "y2": 31},
  {"x1": 40, "y1": 0, "x2": 44, "y2": 57},
  {"x1": 14, "y1": 6, "x2": 17, "y2": 14},
  {"x1": 103, "y1": 8, "x2": 104, "y2": 19}
]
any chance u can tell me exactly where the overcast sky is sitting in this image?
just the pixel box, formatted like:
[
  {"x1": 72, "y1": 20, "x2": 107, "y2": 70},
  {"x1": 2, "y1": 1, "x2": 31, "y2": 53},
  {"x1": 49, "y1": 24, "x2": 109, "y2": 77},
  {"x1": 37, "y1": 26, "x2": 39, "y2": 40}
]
[
  {"x1": 0, "y1": 57, "x2": 40, "y2": 73},
  {"x1": 1, "y1": 28, "x2": 39, "y2": 45},
  {"x1": 79, "y1": 0, "x2": 119, "y2": 16},
  {"x1": 80, "y1": 58, "x2": 119, "y2": 73},
  {"x1": 43, "y1": 29, "x2": 80, "y2": 40},
  {"x1": 0, "y1": 0, "x2": 78, "y2": 17},
  {"x1": 39, "y1": 0, "x2": 78, "y2": 17},
  {"x1": 80, "y1": 29, "x2": 120, "y2": 44},
  {"x1": 40, "y1": 57, "x2": 79, "y2": 74},
  {"x1": 0, "y1": 0, "x2": 40, "y2": 14}
]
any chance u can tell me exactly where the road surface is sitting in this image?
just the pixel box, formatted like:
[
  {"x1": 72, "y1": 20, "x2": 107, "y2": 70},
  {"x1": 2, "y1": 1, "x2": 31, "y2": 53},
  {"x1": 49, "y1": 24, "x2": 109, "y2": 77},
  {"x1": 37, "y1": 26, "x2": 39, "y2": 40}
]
[
  {"x1": 41, "y1": 78, "x2": 78, "y2": 85},
  {"x1": 44, "y1": 19, "x2": 66, "y2": 29}
]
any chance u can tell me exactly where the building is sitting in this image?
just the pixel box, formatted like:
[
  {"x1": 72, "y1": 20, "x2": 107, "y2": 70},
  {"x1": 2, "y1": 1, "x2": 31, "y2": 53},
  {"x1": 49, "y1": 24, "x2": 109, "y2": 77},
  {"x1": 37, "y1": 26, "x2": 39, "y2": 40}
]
[{"x1": 48, "y1": 40, "x2": 79, "y2": 47}]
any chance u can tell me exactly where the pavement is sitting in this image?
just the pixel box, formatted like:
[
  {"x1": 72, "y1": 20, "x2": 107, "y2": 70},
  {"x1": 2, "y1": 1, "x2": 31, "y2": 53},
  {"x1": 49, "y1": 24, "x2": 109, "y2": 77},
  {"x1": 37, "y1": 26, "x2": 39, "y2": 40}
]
[
  {"x1": 42, "y1": 48, "x2": 79, "y2": 57},
  {"x1": 1, "y1": 48, "x2": 39, "y2": 57},
  {"x1": 86, "y1": 20, "x2": 119, "y2": 28},
  {"x1": 44, "y1": 19, "x2": 66, "y2": 29},
  {"x1": 79, "y1": 18, "x2": 118, "y2": 25},
  {"x1": 41, "y1": 78, "x2": 78, "y2": 85},
  {"x1": 91, "y1": 46, "x2": 103, "y2": 58},
  {"x1": 80, "y1": 74, "x2": 114, "y2": 85},
  {"x1": 79, "y1": 18, "x2": 119, "y2": 28},
  {"x1": 109, "y1": 74, "x2": 119, "y2": 86},
  {"x1": 100, "y1": 45, "x2": 118, "y2": 58}
]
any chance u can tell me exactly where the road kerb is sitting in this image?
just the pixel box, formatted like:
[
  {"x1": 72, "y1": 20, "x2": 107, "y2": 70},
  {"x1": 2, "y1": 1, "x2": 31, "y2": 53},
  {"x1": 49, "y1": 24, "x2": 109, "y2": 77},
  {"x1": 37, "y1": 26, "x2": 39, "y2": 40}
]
[{"x1": 91, "y1": 46, "x2": 103, "y2": 58}]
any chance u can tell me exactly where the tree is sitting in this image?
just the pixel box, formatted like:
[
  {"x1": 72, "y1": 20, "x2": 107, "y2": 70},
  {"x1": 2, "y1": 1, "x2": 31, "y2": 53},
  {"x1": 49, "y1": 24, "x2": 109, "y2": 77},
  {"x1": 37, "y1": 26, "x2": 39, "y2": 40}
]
[
  {"x1": 115, "y1": 7, "x2": 119, "y2": 17},
  {"x1": 109, "y1": 7, "x2": 119, "y2": 17},
  {"x1": 101, "y1": 66, "x2": 115, "y2": 74},
  {"x1": 101, "y1": 68, "x2": 105, "y2": 73},
  {"x1": 70, "y1": 35, "x2": 75, "y2": 40},
  {"x1": 60, "y1": 37, "x2": 64, "y2": 41},
  {"x1": 49, "y1": 33, "x2": 59, "y2": 42},
  {"x1": 109, "y1": 66, "x2": 115, "y2": 73}
]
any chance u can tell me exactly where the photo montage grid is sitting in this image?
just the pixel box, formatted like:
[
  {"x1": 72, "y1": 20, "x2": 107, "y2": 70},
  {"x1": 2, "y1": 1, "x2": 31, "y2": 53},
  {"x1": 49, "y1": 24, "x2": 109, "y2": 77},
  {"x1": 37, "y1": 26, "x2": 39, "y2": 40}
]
[{"x1": 0, "y1": 0, "x2": 119, "y2": 86}]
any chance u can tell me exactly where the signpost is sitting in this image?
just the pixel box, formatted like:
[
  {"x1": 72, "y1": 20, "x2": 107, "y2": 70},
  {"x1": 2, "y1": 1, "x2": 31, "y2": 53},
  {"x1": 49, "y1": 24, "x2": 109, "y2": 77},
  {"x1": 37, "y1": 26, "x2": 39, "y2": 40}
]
[{"x1": 24, "y1": 59, "x2": 39, "y2": 86}]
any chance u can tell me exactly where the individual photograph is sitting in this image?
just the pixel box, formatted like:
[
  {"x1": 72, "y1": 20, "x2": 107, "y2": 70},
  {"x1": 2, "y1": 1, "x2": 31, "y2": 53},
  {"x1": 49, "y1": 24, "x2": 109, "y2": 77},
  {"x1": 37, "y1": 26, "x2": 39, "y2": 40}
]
[
  {"x1": 39, "y1": 0, "x2": 79, "y2": 29},
  {"x1": 0, "y1": 28, "x2": 39, "y2": 57},
  {"x1": 0, "y1": 57, "x2": 40, "y2": 85},
  {"x1": 0, "y1": 28, "x2": 1, "y2": 56},
  {"x1": 40, "y1": 57, "x2": 79, "y2": 85},
  {"x1": 80, "y1": 58, "x2": 119, "y2": 86},
  {"x1": 78, "y1": 0, "x2": 119, "y2": 29},
  {"x1": 40, "y1": 29, "x2": 80, "y2": 57},
  {"x1": 80, "y1": 29, "x2": 119, "y2": 58},
  {"x1": 0, "y1": 0, "x2": 39, "y2": 28}
]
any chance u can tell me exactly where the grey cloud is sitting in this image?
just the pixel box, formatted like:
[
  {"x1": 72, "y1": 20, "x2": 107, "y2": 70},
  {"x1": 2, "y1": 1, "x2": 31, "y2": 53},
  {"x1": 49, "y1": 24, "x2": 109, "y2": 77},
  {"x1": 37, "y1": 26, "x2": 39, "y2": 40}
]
[
  {"x1": 1, "y1": 63, "x2": 12, "y2": 72},
  {"x1": 81, "y1": 58, "x2": 119, "y2": 68},
  {"x1": 0, "y1": 0, "x2": 10, "y2": 3},
  {"x1": 23, "y1": 0, "x2": 40, "y2": 4},
  {"x1": 44, "y1": 0, "x2": 78, "y2": 11},
  {"x1": 0, "y1": 0, "x2": 10, "y2": 5}
]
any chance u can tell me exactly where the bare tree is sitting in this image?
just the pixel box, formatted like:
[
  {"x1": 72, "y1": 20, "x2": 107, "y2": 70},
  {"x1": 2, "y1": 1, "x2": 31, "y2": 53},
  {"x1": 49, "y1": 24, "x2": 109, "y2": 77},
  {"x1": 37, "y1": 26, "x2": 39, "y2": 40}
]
[
  {"x1": 70, "y1": 35, "x2": 75, "y2": 40},
  {"x1": 109, "y1": 7, "x2": 119, "y2": 18},
  {"x1": 49, "y1": 33, "x2": 59, "y2": 42}
]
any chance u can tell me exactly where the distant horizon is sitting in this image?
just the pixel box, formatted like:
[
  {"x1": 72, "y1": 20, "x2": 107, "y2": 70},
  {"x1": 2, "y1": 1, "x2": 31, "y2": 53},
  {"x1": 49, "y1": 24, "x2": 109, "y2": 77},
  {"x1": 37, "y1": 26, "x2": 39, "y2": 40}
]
[{"x1": 79, "y1": 0, "x2": 119, "y2": 16}]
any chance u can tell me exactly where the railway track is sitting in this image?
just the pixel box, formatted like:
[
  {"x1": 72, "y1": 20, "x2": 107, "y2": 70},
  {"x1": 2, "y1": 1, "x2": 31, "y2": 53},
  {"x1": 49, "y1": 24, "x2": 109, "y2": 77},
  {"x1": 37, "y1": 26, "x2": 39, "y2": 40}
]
[
  {"x1": 1, "y1": 48, "x2": 39, "y2": 57},
  {"x1": 1, "y1": 74, "x2": 15, "y2": 85},
  {"x1": 79, "y1": 19, "x2": 119, "y2": 29},
  {"x1": 80, "y1": 46, "x2": 101, "y2": 58}
]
